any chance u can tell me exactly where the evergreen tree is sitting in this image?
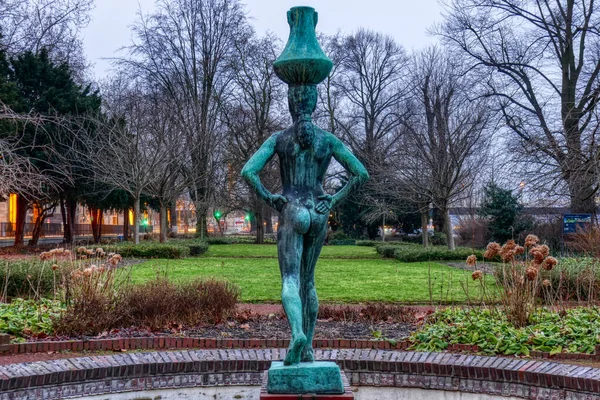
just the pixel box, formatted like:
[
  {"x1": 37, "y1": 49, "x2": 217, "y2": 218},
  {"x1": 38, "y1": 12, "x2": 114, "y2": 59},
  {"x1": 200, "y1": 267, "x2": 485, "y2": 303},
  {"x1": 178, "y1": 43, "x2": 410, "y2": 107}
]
[{"x1": 479, "y1": 182, "x2": 530, "y2": 243}]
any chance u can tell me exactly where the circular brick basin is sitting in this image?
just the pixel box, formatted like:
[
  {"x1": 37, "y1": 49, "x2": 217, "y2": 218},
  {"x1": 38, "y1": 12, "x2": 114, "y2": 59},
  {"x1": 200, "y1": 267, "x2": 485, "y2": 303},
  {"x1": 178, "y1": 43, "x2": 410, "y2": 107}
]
[{"x1": 0, "y1": 349, "x2": 598, "y2": 399}]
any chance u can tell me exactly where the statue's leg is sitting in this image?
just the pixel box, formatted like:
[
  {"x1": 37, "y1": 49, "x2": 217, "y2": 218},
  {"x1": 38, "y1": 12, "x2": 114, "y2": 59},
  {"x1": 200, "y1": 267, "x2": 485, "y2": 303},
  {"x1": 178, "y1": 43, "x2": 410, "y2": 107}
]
[
  {"x1": 300, "y1": 210, "x2": 328, "y2": 362},
  {"x1": 278, "y1": 203, "x2": 310, "y2": 365}
]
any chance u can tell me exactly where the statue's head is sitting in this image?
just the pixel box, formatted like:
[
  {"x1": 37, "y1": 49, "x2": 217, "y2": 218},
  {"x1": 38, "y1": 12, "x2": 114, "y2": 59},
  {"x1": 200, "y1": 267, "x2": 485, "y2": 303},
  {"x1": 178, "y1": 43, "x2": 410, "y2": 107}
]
[
  {"x1": 288, "y1": 84, "x2": 317, "y2": 121},
  {"x1": 288, "y1": 85, "x2": 317, "y2": 149}
]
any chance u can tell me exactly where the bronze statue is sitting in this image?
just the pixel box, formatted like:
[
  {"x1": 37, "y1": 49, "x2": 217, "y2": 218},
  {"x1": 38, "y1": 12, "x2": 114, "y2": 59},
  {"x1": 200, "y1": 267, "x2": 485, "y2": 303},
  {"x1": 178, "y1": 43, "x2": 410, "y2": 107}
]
[{"x1": 241, "y1": 6, "x2": 368, "y2": 368}]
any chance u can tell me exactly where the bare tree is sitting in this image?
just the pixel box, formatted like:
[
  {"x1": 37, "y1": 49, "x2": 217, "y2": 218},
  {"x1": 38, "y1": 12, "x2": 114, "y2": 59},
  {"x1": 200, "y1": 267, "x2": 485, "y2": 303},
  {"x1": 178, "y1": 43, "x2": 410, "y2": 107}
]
[
  {"x1": 221, "y1": 32, "x2": 286, "y2": 243},
  {"x1": 438, "y1": 0, "x2": 600, "y2": 214},
  {"x1": 400, "y1": 47, "x2": 492, "y2": 250},
  {"x1": 79, "y1": 77, "x2": 165, "y2": 244},
  {"x1": 120, "y1": 0, "x2": 247, "y2": 238},
  {"x1": 333, "y1": 29, "x2": 409, "y2": 173},
  {"x1": 0, "y1": 0, "x2": 93, "y2": 75}
]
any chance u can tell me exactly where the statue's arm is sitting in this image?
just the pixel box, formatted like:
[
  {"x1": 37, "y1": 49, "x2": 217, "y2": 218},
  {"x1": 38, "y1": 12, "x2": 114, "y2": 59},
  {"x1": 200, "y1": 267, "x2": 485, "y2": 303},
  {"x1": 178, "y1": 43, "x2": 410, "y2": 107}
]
[
  {"x1": 330, "y1": 135, "x2": 369, "y2": 207},
  {"x1": 241, "y1": 134, "x2": 287, "y2": 210}
]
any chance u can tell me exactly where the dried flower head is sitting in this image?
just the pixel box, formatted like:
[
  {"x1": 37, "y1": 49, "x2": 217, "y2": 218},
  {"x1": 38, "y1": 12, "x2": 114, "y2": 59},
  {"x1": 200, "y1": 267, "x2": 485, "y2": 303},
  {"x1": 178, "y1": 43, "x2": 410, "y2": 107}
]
[
  {"x1": 542, "y1": 279, "x2": 551, "y2": 287},
  {"x1": 51, "y1": 264, "x2": 59, "y2": 271},
  {"x1": 530, "y1": 247, "x2": 545, "y2": 263},
  {"x1": 515, "y1": 245, "x2": 525, "y2": 255},
  {"x1": 539, "y1": 244, "x2": 550, "y2": 258},
  {"x1": 484, "y1": 242, "x2": 501, "y2": 259},
  {"x1": 525, "y1": 234, "x2": 540, "y2": 248},
  {"x1": 39, "y1": 252, "x2": 52, "y2": 261},
  {"x1": 466, "y1": 254, "x2": 477, "y2": 266},
  {"x1": 501, "y1": 249, "x2": 516, "y2": 262},
  {"x1": 77, "y1": 246, "x2": 87, "y2": 254},
  {"x1": 525, "y1": 266, "x2": 538, "y2": 281},
  {"x1": 83, "y1": 268, "x2": 93, "y2": 277},
  {"x1": 471, "y1": 270, "x2": 483, "y2": 281},
  {"x1": 542, "y1": 256, "x2": 558, "y2": 271}
]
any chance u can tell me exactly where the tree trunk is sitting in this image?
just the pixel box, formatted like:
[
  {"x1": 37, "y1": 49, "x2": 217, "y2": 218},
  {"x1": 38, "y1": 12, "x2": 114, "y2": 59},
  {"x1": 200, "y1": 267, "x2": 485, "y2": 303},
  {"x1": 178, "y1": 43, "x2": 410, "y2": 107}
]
[
  {"x1": 62, "y1": 197, "x2": 77, "y2": 243},
  {"x1": 195, "y1": 211, "x2": 207, "y2": 239},
  {"x1": 443, "y1": 207, "x2": 455, "y2": 250},
  {"x1": 255, "y1": 209, "x2": 264, "y2": 244},
  {"x1": 90, "y1": 207, "x2": 103, "y2": 244},
  {"x1": 170, "y1": 200, "x2": 178, "y2": 234},
  {"x1": 381, "y1": 213, "x2": 386, "y2": 242},
  {"x1": 264, "y1": 206, "x2": 274, "y2": 234},
  {"x1": 159, "y1": 202, "x2": 168, "y2": 243},
  {"x1": 28, "y1": 202, "x2": 54, "y2": 246},
  {"x1": 13, "y1": 194, "x2": 28, "y2": 247},
  {"x1": 567, "y1": 176, "x2": 597, "y2": 215},
  {"x1": 133, "y1": 197, "x2": 141, "y2": 245},
  {"x1": 123, "y1": 208, "x2": 129, "y2": 240},
  {"x1": 29, "y1": 209, "x2": 45, "y2": 246},
  {"x1": 60, "y1": 198, "x2": 69, "y2": 243},
  {"x1": 421, "y1": 210, "x2": 429, "y2": 247}
]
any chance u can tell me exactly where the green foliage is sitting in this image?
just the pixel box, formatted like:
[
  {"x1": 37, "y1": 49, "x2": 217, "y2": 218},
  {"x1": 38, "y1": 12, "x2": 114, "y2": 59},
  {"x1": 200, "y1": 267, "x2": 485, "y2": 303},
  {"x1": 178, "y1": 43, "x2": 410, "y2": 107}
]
[
  {"x1": 184, "y1": 241, "x2": 210, "y2": 256},
  {"x1": 394, "y1": 247, "x2": 485, "y2": 263},
  {"x1": 375, "y1": 243, "x2": 482, "y2": 262},
  {"x1": 403, "y1": 232, "x2": 447, "y2": 246},
  {"x1": 0, "y1": 298, "x2": 63, "y2": 338},
  {"x1": 0, "y1": 261, "x2": 56, "y2": 298},
  {"x1": 479, "y1": 182, "x2": 531, "y2": 243},
  {"x1": 355, "y1": 240, "x2": 382, "y2": 247},
  {"x1": 104, "y1": 243, "x2": 190, "y2": 259},
  {"x1": 207, "y1": 236, "x2": 276, "y2": 245},
  {"x1": 410, "y1": 307, "x2": 600, "y2": 355}
]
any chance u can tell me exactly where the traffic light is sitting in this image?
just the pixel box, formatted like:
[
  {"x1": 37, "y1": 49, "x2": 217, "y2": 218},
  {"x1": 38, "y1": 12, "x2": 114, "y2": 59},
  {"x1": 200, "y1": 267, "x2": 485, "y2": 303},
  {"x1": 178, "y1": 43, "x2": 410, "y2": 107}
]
[
  {"x1": 244, "y1": 213, "x2": 251, "y2": 221},
  {"x1": 214, "y1": 210, "x2": 222, "y2": 220}
]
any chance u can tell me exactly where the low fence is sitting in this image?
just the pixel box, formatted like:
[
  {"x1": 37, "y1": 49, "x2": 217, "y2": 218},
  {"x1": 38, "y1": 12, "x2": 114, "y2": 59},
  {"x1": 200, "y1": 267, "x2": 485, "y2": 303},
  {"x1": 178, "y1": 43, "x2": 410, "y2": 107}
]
[{"x1": 0, "y1": 223, "x2": 154, "y2": 238}]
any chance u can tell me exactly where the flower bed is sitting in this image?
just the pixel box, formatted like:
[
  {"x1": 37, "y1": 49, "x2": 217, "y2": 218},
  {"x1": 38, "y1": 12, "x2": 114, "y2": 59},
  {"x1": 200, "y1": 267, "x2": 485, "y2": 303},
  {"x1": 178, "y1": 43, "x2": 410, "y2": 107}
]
[{"x1": 410, "y1": 306, "x2": 600, "y2": 356}]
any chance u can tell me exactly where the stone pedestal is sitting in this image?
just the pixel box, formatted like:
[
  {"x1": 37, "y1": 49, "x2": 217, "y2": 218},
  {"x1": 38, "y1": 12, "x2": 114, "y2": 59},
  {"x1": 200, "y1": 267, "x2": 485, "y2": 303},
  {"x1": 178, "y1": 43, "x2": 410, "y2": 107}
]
[{"x1": 260, "y1": 361, "x2": 353, "y2": 399}]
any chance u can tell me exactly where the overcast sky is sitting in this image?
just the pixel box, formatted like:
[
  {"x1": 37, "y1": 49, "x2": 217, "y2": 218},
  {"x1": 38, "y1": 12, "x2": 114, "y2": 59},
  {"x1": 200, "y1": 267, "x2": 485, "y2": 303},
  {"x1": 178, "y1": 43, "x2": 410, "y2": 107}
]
[{"x1": 82, "y1": 0, "x2": 442, "y2": 80}]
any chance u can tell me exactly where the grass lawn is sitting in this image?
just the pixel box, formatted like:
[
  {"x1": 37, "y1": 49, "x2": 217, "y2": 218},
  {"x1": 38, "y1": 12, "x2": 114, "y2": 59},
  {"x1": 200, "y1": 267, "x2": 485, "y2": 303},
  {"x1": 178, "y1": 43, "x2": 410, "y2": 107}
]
[
  {"x1": 204, "y1": 244, "x2": 379, "y2": 259},
  {"x1": 129, "y1": 245, "x2": 495, "y2": 303}
]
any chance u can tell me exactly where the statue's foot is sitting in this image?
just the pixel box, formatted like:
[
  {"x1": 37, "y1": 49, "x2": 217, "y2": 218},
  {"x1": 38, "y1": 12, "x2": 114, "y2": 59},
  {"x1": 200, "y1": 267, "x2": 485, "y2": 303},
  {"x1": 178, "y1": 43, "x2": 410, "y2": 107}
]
[
  {"x1": 284, "y1": 333, "x2": 307, "y2": 365},
  {"x1": 301, "y1": 346, "x2": 314, "y2": 362}
]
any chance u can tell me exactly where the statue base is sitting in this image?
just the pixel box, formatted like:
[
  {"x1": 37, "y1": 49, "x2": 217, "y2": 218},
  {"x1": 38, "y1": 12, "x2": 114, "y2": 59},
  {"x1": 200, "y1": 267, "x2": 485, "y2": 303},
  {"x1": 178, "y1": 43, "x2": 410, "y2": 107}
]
[
  {"x1": 261, "y1": 363, "x2": 353, "y2": 399},
  {"x1": 264, "y1": 361, "x2": 347, "y2": 396}
]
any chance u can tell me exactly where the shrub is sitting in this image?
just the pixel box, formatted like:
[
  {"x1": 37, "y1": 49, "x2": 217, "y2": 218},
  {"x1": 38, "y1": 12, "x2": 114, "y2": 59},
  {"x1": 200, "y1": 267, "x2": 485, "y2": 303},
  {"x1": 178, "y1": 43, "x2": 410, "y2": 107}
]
[
  {"x1": 104, "y1": 243, "x2": 190, "y2": 259},
  {"x1": 120, "y1": 278, "x2": 239, "y2": 329},
  {"x1": 328, "y1": 239, "x2": 356, "y2": 245},
  {"x1": 176, "y1": 240, "x2": 209, "y2": 256},
  {"x1": 455, "y1": 217, "x2": 490, "y2": 248},
  {"x1": 355, "y1": 240, "x2": 381, "y2": 247},
  {"x1": 0, "y1": 261, "x2": 55, "y2": 299},
  {"x1": 55, "y1": 266, "x2": 240, "y2": 335},
  {"x1": 207, "y1": 237, "x2": 231, "y2": 245},
  {"x1": 317, "y1": 303, "x2": 417, "y2": 323},
  {"x1": 206, "y1": 235, "x2": 276, "y2": 245},
  {"x1": 403, "y1": 232, "x2": 447, "y2": 246},
  {"x1": 391, "y1": 246, "x2": 485, "y2": 262}
]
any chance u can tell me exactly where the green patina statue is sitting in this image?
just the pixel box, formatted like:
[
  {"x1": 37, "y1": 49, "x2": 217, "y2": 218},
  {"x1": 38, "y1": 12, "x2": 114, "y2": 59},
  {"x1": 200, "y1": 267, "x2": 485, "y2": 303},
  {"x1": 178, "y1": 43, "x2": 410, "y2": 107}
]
[{"x1": 241, "y1": 7, "x2": 368, "y2": 371}]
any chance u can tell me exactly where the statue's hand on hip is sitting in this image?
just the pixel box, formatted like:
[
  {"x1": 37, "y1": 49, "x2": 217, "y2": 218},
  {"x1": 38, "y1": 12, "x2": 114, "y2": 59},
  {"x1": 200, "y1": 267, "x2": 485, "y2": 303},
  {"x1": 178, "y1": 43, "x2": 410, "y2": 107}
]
[
  {"x1": 315, "y1": 194, "x2": 333, "y2": 214},
  {"x1": 268, "y1": 194, "x2": 288, "y2": 212}
]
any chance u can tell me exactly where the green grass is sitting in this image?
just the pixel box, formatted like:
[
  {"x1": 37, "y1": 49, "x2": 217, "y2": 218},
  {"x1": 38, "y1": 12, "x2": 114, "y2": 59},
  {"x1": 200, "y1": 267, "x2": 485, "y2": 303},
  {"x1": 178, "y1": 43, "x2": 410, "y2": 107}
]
[
  {"x1": 129, "y1": 244, "x2": 495, "y2": 303},
  {"x1": 204, "y1": 244, "x2": 379, "y2": 259}
]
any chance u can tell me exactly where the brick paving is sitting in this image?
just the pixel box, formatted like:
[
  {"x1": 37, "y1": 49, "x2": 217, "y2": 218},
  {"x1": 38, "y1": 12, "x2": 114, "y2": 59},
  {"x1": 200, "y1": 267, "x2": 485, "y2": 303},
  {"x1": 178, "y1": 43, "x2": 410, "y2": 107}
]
[{"x1": 0, "y1": 349, "x2": 599, "y2": 399}]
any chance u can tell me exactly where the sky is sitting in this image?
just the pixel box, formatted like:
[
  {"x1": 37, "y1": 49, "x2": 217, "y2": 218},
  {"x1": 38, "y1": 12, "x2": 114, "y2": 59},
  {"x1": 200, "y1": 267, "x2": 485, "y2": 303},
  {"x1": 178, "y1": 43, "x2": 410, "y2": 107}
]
[{"x1": 82, "y1": 0, "x2": 443, "y2": 81}]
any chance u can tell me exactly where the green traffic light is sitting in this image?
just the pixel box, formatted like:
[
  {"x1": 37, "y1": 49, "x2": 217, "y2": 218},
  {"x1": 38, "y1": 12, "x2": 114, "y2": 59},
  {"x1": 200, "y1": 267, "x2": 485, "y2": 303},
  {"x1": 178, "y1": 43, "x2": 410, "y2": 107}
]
[{"x1": 214, "y1": 210, "x2": 222, "y2": 219}]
